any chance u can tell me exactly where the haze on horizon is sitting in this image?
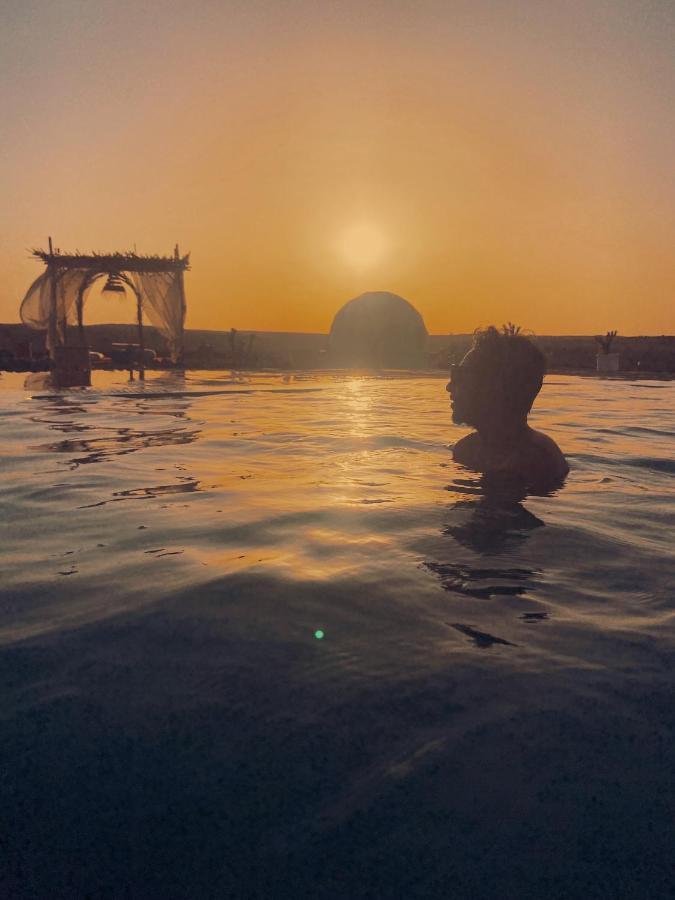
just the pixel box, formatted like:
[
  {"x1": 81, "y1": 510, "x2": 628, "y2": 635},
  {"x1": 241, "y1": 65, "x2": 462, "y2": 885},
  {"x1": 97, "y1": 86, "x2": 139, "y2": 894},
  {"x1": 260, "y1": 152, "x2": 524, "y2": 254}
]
[{"x1": 1, "y1": 0, "x2": 674, "y2": 336}]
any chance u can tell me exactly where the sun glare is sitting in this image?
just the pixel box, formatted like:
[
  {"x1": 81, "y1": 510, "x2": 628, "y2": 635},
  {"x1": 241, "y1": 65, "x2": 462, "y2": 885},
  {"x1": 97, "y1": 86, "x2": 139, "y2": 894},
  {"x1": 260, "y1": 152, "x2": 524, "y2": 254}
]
[{"x1": 338, "y1": 223, "x2": 387, "y2": 270}]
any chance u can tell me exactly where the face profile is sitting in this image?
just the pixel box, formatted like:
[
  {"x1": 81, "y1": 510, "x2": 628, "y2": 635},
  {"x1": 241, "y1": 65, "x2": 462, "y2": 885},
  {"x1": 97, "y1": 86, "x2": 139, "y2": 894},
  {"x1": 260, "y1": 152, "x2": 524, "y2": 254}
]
[{"x1": 447, "y1": 326, "x2": 568, "y2": 488}]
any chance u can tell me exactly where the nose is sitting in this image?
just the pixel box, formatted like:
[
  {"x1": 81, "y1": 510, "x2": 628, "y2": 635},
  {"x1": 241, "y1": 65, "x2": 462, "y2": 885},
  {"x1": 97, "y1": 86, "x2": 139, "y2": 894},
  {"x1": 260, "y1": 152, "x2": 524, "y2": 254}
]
[{"x1": 446, "y1": 381, "x2": 452, "y2": 394}]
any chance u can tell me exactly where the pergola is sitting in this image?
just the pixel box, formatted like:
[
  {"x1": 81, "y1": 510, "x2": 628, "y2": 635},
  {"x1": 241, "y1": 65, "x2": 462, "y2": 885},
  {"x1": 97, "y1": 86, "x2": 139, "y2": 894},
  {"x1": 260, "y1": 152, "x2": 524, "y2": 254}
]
[{"x1": 20, "y1": 238, "x2": 189, "y2": 383}]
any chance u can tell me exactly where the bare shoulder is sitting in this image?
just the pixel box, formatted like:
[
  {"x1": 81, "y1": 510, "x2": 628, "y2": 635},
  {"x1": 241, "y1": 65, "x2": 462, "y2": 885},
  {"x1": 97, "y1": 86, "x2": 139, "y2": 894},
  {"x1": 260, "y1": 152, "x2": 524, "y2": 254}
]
[
  {"x1": 453, "y1": 431, "x2": 482, "y2": 467},
  {"x1": 452, "y1": 428, "x2": 569, "y2": 485},
  {"x1": 528, "y1": 429, "x2": 569, "y2": 477}
]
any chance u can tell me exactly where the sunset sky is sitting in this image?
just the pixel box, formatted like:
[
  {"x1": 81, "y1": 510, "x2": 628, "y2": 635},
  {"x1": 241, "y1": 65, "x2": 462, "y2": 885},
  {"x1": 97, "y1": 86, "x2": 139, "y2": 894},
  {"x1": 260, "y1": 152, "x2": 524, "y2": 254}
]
[{"x1": 1, "y1": 0, "x2": 673, "y2": 334}]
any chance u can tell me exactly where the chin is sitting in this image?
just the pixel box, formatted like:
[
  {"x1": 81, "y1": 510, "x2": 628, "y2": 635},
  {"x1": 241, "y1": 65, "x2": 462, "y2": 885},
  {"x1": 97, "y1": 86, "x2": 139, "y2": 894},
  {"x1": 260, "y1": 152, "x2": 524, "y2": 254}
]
[{"x1": 452, "y1": 404, "x2": 477, "y2": 428}]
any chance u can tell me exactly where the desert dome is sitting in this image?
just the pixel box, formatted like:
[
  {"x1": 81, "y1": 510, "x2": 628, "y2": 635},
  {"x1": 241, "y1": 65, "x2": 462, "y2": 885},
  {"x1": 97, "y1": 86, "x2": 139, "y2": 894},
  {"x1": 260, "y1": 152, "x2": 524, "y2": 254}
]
[{"x1": 328, "y1": 291, "x2": 428, "y2": 368}]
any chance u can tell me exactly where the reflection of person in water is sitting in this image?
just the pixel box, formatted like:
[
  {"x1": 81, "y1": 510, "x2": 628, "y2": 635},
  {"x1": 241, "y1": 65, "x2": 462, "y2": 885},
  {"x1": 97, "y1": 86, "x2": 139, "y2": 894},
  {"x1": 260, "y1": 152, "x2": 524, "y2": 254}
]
[
  {"x1": 444, "y1": 476, "x2": 545, "y2": 556},
  {"x1": 447, "y1": 326, "x2": 568, "y2": 488},
  {"x1": 428, "y1": 474, "x2": 547, "y2": 620}
]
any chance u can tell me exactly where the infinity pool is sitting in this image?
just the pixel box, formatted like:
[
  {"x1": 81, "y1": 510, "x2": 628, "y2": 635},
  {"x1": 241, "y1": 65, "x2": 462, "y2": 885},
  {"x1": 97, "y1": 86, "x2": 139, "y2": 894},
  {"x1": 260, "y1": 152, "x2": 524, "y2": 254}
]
[{"x1": 2, "y1": 370, "x2": 674, "y2": 898}]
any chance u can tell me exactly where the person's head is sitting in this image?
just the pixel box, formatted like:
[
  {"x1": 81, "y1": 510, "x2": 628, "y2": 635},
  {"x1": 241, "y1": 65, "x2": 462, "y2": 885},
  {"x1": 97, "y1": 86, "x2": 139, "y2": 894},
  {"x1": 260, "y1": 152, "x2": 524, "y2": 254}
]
[{"x1": 446, "y1": 326, "x2": 545, "y2": 431}]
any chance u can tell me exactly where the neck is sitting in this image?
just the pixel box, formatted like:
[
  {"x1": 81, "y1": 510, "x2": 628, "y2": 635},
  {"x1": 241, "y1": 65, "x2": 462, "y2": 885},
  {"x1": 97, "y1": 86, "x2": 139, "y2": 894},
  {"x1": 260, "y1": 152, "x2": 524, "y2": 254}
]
[{"x1": 477, "y1": 418, "x2": 530, "y2": 448}]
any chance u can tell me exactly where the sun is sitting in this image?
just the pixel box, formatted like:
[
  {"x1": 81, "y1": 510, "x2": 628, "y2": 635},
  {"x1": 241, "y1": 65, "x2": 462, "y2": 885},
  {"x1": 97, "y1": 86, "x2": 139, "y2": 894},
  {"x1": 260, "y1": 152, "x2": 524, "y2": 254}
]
[{"x1": 338, "y1": 223, "x2": 387, "y2": 270}]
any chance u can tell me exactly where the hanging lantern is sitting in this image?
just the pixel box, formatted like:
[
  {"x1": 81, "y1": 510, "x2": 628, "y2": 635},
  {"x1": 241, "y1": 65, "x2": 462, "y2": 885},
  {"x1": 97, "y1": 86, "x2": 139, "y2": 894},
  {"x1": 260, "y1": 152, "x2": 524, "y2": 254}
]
[{"x1": 101, "y1": 273, "x2": 126, "y2": 297}]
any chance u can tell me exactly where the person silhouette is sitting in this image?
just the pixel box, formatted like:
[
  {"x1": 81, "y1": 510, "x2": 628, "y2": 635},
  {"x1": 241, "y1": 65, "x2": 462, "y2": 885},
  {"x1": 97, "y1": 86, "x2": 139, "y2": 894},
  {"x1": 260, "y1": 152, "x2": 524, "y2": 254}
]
[{"x1": 446, "y1": 326, "x2": 568, "y2": 487}]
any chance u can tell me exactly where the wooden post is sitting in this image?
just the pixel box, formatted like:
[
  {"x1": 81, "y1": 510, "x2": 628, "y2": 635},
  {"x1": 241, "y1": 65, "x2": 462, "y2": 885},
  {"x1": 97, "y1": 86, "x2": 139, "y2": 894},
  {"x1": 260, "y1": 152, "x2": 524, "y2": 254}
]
[
  {"x1": 136, "y1": 290, "x2": 145, "y2": 381},
  {"x1": 54, "y1": 236, "x2": 65, "y2": 346},
  {"x1": 47, "y1": 265, "x2": 58, "y2": 362},
  {"x1": 77, "y1": 285, "x2": 85, "y2": 344},
  {"x1": 174, "y1": 244, "x2": 186, "y2": 367},
  {"x1": 47, "y1": 239, "x2": 56, "y2": 359},
  {"x1": 177, "y1": 271, "x2": 186, "y2": 366},
  {"x1": 61, "y1": 301, "x2": 68, "y2": 348}
]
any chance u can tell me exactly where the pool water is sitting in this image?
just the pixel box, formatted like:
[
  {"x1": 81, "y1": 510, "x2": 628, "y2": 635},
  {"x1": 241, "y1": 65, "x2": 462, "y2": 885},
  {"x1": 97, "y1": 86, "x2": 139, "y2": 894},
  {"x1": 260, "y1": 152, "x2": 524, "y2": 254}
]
[{"x1": 1, "y1": 370, "x2": 674, "y2": 898}]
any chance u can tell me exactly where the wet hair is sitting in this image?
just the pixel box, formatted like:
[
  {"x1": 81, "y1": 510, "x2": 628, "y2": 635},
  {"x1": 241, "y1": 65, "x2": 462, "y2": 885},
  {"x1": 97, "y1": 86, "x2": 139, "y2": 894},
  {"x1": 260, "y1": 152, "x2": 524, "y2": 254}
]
[{"x1": 470, "y1": 326, "x2": 546, "y2": 417}]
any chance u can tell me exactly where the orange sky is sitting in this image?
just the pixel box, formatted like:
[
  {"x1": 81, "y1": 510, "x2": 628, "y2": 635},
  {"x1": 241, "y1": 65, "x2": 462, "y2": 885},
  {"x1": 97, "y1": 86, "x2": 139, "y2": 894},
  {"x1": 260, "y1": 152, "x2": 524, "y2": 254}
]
[{"x1": 1, "y1": 1, "x2": 674, "y2": 334}]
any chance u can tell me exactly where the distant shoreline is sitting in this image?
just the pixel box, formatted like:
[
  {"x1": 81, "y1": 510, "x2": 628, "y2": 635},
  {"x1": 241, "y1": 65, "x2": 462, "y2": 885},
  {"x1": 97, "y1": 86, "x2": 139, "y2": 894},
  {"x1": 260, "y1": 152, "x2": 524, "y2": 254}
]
[
  {"x1": 2, "y1": 323, "x2": 674, "y2": 376},
  {"x1": 3, "y1": 366, "x2": 673, "y2": 383}
]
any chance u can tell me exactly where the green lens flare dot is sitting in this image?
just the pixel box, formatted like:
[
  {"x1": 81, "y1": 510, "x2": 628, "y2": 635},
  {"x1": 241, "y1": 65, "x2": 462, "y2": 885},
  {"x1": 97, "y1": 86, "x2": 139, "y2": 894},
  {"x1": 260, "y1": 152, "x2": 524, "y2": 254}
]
[{"x1": 314, "y1": 630, "x2": 325, "y2": 640}]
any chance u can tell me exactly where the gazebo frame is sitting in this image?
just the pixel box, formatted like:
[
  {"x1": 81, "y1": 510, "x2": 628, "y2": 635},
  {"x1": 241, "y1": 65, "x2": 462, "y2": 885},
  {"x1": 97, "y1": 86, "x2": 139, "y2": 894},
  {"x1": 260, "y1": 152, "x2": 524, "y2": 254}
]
[{"x1": 32, "y1": 238, "x2": 190, "y2": 381}]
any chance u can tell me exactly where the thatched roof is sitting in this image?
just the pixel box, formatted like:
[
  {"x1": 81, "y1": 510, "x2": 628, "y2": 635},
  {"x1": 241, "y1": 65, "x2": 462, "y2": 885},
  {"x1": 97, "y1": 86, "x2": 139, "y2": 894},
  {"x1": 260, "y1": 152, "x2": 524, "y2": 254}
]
[{"x1": 31, "y1": 248, "x2": 190, "y2": 273}]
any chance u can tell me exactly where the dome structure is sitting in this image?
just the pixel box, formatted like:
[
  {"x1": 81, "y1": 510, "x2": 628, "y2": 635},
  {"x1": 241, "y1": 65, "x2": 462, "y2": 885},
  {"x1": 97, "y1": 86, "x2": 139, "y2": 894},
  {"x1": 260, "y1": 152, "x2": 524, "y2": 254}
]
[{"x1": 328, "y1": 291, "x2": 428, "y2": 368}]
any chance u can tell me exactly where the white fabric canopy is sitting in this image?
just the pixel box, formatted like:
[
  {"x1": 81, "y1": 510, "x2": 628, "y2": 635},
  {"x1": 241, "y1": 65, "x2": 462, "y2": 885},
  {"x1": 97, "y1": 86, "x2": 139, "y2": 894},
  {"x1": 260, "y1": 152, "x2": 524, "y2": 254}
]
[
  {"x1": 20, "y1": 268, "x2": 185, "y2": 361},
  {"x1": 20, "y1": 268, "x2": 93, "y2": 349},
  {"x1": 131, "y1": 272, "x2": 185, "y2": 362}
]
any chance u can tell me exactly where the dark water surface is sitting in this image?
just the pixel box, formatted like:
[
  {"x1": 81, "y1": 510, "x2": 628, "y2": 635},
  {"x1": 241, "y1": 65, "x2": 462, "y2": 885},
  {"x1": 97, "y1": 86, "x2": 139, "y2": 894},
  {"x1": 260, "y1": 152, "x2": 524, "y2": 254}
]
[{"x1": 2, "y1": 370, "x2": 674, "y2": 899}]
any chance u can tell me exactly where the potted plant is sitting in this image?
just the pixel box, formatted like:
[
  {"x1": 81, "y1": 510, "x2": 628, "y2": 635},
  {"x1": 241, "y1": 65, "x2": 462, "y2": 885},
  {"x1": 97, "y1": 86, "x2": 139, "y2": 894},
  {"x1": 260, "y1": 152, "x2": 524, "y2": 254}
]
[{"x1": 595, "y1": 330, "x2": 620, "y2": 372}]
